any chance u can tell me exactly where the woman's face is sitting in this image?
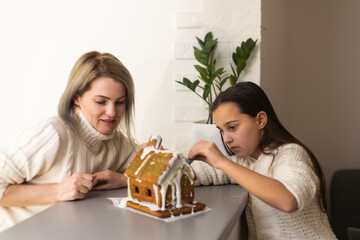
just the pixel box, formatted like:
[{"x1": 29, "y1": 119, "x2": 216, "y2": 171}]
[
  {"x1": 213, "y1": 102, "x2": 266, "y2": 159},
  {"x1": 74, "y1": 77, "x2": 126, "y2": 135}
]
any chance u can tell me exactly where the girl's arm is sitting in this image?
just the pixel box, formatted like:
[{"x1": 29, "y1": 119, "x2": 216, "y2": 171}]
[
  {"x1": 217, "y1": 158, "x2": 298, "y2": 213},
  {"x1": 188, "y1": 140, "x2": 298, "y2": 213},
  {"x1": 0, "y1": 172, "x2": 94, "y2": 207}
]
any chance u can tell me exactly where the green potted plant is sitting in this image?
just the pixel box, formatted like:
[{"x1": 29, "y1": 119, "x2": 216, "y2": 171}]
[{"x1": 176, "y1": 32, "x2": 257, "y2": 124}]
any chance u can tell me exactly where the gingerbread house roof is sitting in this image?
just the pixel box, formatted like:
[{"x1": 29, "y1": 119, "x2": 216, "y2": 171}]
[{"x1": 125, "y1": 136, "x2": 195, "y2": 185}]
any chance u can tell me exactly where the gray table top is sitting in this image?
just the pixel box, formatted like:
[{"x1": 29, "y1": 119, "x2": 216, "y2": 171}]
[{"x1": 0, "y1": 185, "x2": 248, "y2": 240}]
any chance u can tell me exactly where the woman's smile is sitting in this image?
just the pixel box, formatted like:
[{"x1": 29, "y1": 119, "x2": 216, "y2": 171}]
[{"x1": 100, "y1": 119, "x2": 117, "y2": 125}]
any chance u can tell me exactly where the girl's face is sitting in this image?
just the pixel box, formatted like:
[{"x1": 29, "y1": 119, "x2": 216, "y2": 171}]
[
  {"x1": 74, "y1": 77, "x2": 127, "y2": 135},
  {"x1": 213, "y1": 102, "x2": 266, "y2": 159}
]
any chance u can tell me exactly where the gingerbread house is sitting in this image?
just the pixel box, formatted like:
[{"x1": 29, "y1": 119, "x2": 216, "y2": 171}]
[{"x1": 124, "y1": 135, "x2": 205, "y2": 217}]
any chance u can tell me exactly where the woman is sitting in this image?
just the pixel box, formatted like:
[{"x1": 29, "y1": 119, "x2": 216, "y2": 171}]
[
  {"x1": 0, "y1": 51, "x2": 139, "y2": 231},
  {"x1": 188, "y1": 82, "x2": 336, "y2": 239}
]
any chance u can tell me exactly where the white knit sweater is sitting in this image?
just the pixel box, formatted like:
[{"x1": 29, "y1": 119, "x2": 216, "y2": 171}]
[
  {"x1": 191, "y1": 143, "x2": 336, "y2": 239},
  {"x1": 0, "y1": 111, "x2": 138, "y2": 232}
]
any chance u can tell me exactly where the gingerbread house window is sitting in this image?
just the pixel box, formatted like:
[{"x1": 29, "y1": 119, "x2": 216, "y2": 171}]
[{"x1": 147, "y1": 189, "x2": 152, "y2": 197}]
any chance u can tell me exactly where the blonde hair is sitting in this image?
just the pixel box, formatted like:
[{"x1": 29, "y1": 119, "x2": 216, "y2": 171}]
[{"x1": 58, "y1": 51, "x2": 135, "y2": 144}]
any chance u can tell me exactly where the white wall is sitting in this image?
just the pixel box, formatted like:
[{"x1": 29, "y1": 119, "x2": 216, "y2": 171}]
[{"x1": 0, "y1": 0, "x2": 260, "y2": 154}]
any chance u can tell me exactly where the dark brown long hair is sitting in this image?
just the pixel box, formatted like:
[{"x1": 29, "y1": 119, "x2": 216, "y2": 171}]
[{"x1": 212, "y1": 81, "x2": 327, "y2": 212}]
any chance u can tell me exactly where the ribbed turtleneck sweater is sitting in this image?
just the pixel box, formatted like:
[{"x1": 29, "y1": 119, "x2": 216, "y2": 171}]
[{"x1": 0, "y1": 110, "x2": 138, "y2": 232}]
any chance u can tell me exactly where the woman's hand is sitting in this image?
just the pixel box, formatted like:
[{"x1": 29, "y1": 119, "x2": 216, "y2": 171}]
[
  {"x1": 187, "y1": 140, "x2": 229, "y2": 169},
  {"x1": 55, "y1": 172, "x2": 94, "y2": 201},
  {"x1": 92, "y1": 170, "x2": 127, "y2": 190}
]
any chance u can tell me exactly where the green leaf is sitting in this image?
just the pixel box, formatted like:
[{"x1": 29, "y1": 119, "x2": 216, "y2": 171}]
[
  {"x1": 188, "y1": 79, "x2": 200, "y2": 92},
  {"x1": 204, "y1": 32, "x2": 213, "y2": 44},
  {"x1": 176, "y1": 78, "x2": 200, "y2": 92},
  {"x1": 209, "y1": 63, "x2": 220, "y2": 83},
  {"x1": 215, "y1": 67, "x2": 225, "y2": 76},
  {"x1": 241, "y1": 41, "x2": 247, "y2": 51},
  {"x1": 203, "y1": 84, "x2": 211, "y2": 99},
  {"x1": 191, "y1": 80, "x2": 200, "y2": 91},
  {"x1": 183, "y1": 77, "x2": 192, "y2": 87},
  {"x1": 195, "y1": 65, "x2": 210, "y2": 83},
  {"x1": 229, "y1": 75, "x2": 237, "y2": 86},
  {"x1": 220, "y1": 76, "x2": 230, "y2": 88},
  {"x1": 208, "y1": 75, "x2": 216, "y2": 83},
  {"x1": 246, "y1": 38, "x2": 257, "y2": 50},
  {"x1": 196, "y1": 37, "x2": 205, "y2": 48},
  {"x1": 215, "y1": 81, "x2": 221, "y2": 91},
  {"x1": 244, "y1": 48, "x2": 250, "y2": 60},
  {"x1": 175, "y1": 80, "x2": 186, "y2": 87},
  {"x1": 236, "y1": 46, "x2": 244, "y2": 59},
  {"x1": 194, "y1": 47, "x2": 208, "y2": 65},
  {"x1": 176, "y1": 79, "x2": 192, "y2": 91},
  {"x1": 232, "y1": 52, "x2": 240, "y2": 65},
  {"x1": 237, "y1": 59, "x2": 246, "y2": 74},
  {"x1": 204, "y1": 39, "x2": 218, "y2": 54},
  {"x1": 230, "y1": 64, "x2": 236, "y2": 76},
  {"x1": 208, "y1": 63, "x2": 215, "y2": 77}
]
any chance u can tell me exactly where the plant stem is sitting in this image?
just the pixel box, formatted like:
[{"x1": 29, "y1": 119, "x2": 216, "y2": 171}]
[
  {"x1": 207, "y1": 109, "x2": 213, "y2": 124},
  {"x1": 212, "y1": 83, "x2": 218, "y2": 99},
  {"x1": 193, "y1": 91, "x2": 210, "y2": 106}
]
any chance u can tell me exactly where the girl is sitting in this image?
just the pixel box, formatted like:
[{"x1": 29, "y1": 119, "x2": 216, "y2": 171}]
[
  {"x1": 188, "y1": 82, "x2": 336, "y2": 239},
  {"x1": 0, "y1": 51, "x2": 139, "y2": 231}
]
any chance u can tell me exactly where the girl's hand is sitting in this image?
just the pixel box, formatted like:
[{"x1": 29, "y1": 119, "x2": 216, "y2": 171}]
[
  {"x1": 187, "y1": 140, "x2": 229, "y2": 169},
  {"x1": 92, "y1": 170, "x2": 127, "y2": 190},
  {"x1": 56, "y1": 172, "x2": 94, "y2": 201}
]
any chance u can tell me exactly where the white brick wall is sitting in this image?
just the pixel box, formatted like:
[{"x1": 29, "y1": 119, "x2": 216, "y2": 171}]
[{"x1": 173, "y1": 0, "x2": 261, "y2": 152}]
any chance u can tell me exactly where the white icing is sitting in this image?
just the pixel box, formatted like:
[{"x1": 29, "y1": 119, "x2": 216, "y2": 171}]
[
  {"x1": 156, "y1": 153, "x2": 190, "y2": 209},
  {"x1": 115, "y1": 196, "x2": 198, "y2": 212},
  {"x1": 153, "y1": 184, "x2": 159, "y2": 207},
  {"x1": 140, "y1": 147, "x2": 152, "y2": 161},
  {"x1": 109, "y1": 197, "x2": 210, "y2": 223},
  {"x1": 150, "y1": 135, "x2": 162, "y2": 149},
  {"x1": 127, "y1": 178, "x2": 131, "y2": 198},
  {"x1": 135, "y1": 154, "x2": 152, "y2": 175},
  {"x1": 160, "y1": 183, "x2": 167, "y2": 210},
  {"x1": 119, "y1": 198, "x2": 129, "y2": 208},
  {"x1": 171, "y1": 184, "x2": 176, "y2": 202},
  {"x1": 127, "y1": 197, "x2": 163, "y2": 211}
]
